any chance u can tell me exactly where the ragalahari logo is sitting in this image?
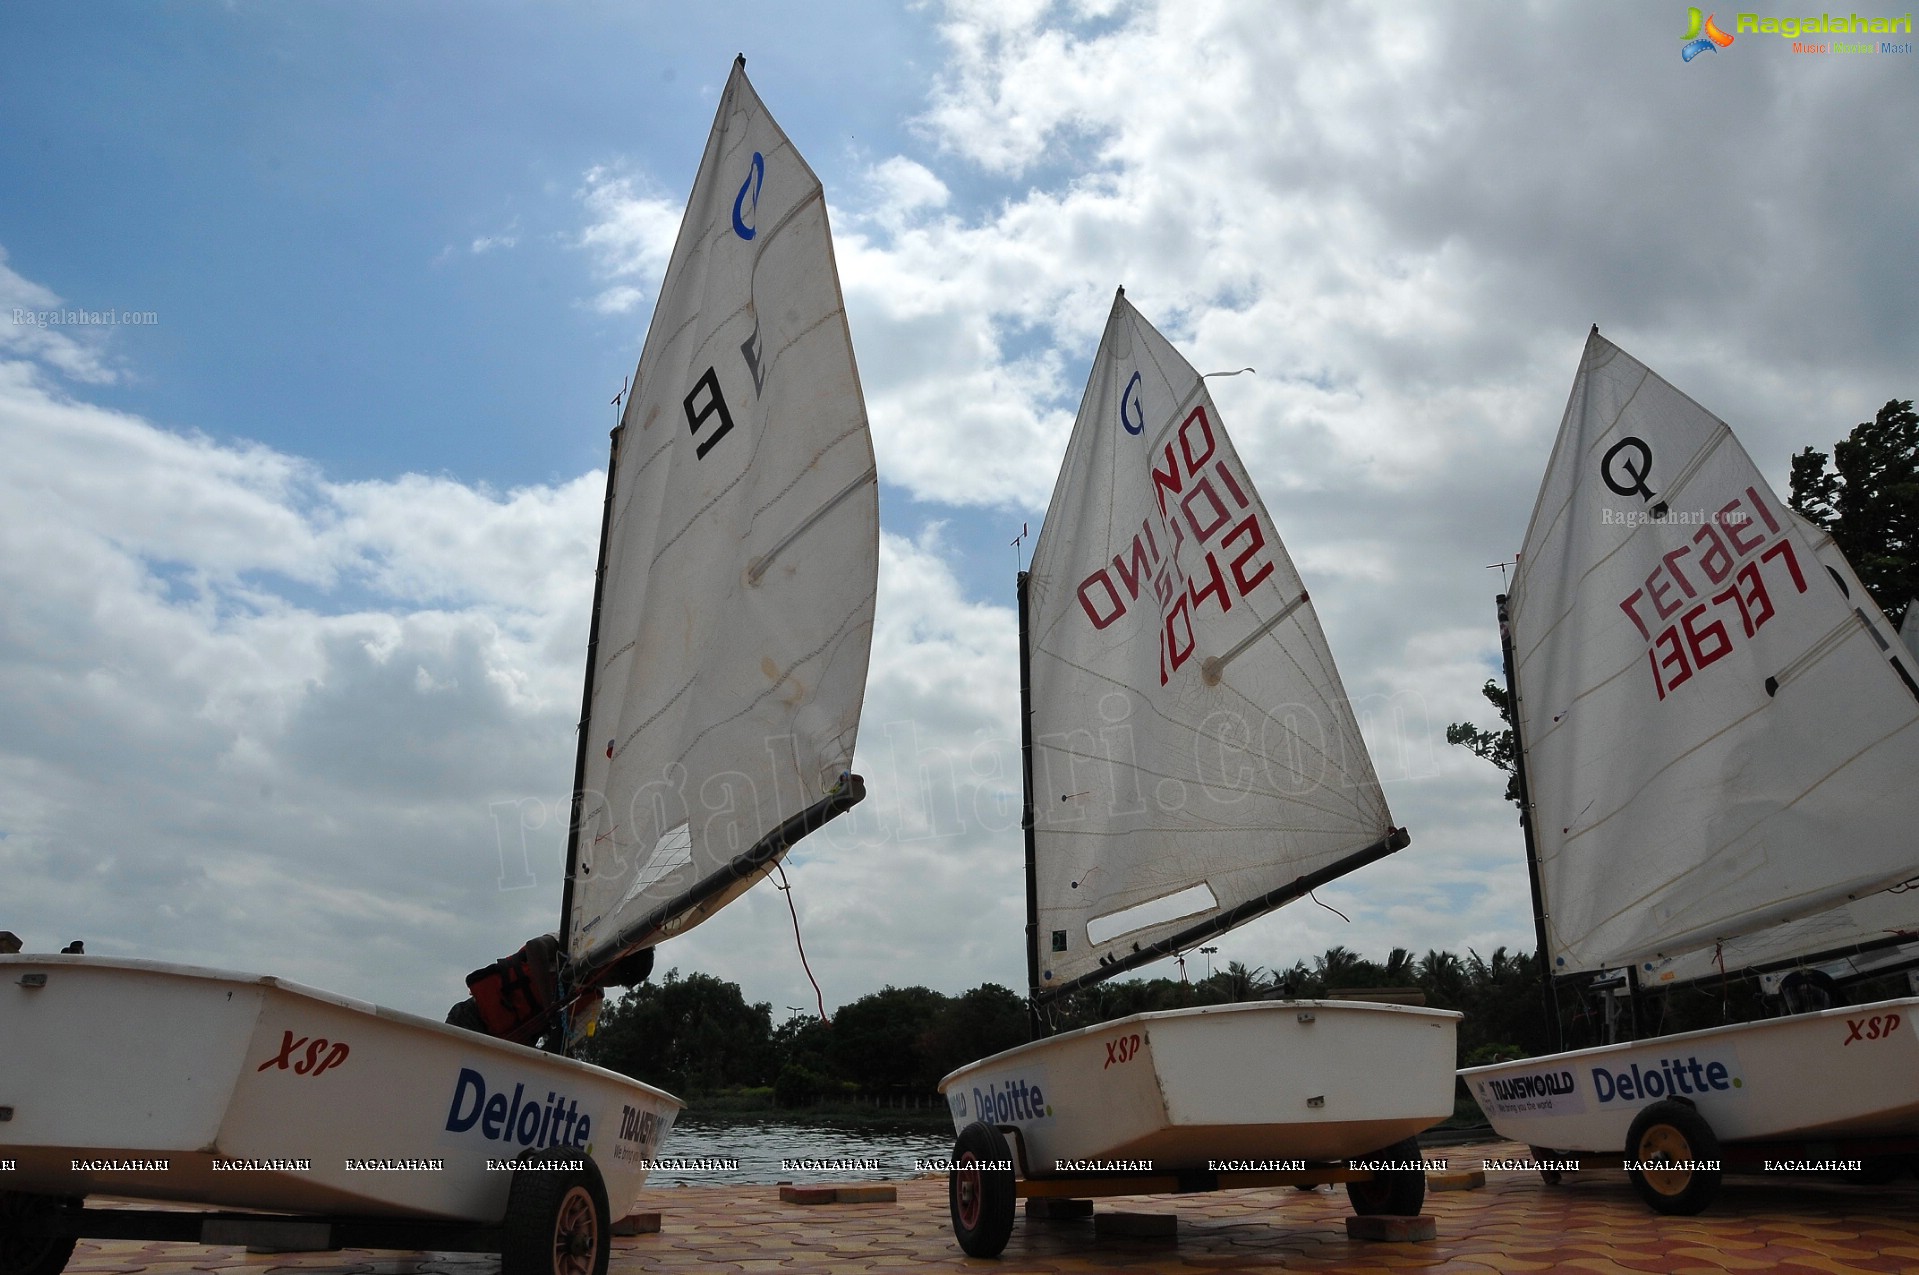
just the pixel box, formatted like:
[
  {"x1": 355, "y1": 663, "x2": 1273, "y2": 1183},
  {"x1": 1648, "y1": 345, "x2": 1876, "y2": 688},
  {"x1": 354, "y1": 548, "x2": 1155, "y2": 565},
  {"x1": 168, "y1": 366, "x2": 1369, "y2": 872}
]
[{"x1": 1683, "y1": 8, "x2": 1736, "y2": 58}]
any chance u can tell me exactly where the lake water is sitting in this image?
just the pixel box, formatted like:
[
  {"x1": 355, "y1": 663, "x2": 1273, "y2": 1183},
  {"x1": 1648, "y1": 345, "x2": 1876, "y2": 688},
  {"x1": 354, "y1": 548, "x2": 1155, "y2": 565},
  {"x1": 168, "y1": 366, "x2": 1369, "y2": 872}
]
[{"x1": 646, "y1": 1116, "x2": 957, "y2": 1186}]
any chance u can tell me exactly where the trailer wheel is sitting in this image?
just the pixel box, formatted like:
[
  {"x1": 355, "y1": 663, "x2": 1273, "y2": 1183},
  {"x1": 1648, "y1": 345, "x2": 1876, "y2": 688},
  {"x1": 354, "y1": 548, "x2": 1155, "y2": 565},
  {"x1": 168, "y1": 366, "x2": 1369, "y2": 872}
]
[
  {"x1": 1530, "y1": 1145, "x2": 1565, "y2": 1186},
  {"x1": 0, "y1": 1192, "x2": 80, "y2": 1275},
  {"x1": 1624, "y1": 1099, "x2": 1721, "y2": 1215},
  {"x1": 948, "y1": 1122, "x2": 1016, "y2": 1258},
  {"x1": 501, "y1": 1150, "x2": 610, "y2": 1275},
  {"x1": 1345, "y1": 1136, "x2": 1426, "y2": 1216}
]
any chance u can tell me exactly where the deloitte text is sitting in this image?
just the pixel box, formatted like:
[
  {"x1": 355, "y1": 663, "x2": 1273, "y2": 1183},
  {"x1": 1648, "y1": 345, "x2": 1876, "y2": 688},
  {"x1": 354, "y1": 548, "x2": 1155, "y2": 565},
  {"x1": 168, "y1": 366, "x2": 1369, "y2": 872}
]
[
  {"x1": 1591, "y1": 1056, "x2": 1738, "y2": 1104},
  {"x1": 971, "y1": 1077, "x2": 1052, "y2": 1124},
  {"x1": 443, "y1": 1068, "x2": 592, "y2": 1148}
]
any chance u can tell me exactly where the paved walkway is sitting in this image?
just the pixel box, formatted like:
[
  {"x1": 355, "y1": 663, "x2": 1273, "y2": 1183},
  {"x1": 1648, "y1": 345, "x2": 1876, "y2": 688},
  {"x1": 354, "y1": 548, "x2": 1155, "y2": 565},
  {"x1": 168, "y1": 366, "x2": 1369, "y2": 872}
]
[{"x1": 57, "y1": 1142, "x2": 1919, "y2": 1274}]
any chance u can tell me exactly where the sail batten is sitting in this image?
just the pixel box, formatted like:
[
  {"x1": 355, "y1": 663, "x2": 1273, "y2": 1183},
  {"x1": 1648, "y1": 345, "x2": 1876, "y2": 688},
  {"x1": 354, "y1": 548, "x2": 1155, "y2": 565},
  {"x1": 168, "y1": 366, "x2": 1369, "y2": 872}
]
[
  {"x1": 562, "y1": 61, "x2": 878, "y2": 975},
  {"x1": 1025, "y1": 293, "x2": 1405, "y2": 997},
  {"x1": 1510, "y1": 332, "x2": 1919, "y2": 977}
]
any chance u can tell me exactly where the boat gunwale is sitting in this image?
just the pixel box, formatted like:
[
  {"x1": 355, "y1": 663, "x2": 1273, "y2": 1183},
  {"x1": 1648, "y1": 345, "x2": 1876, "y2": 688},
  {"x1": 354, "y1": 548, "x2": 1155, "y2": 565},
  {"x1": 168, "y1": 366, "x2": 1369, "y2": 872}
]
[
  {"x1": 1458, "y1": 992, "x2": 1919, "y2": 1079},
  {"x1": 0, "y1": 953, "x2": 683, "y2": 1105},
  {"x1": 938, "y1": 998, "x2": 1461, "y2": 1093}
]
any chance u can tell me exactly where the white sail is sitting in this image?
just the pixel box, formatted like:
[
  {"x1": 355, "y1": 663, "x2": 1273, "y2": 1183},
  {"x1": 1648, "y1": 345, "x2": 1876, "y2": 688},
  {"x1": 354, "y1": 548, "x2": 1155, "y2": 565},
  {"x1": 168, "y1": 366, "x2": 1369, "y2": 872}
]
[
  {"x1": 1025, "y1": 292, "x2": 1403, "y2": 995},
  {"x1": 565, "y1": 60, "x2": 878, "y2": 972},
  {"x1": 1508, "y1": 331, "x2": 1919, "y2": 977},
  {"x1": 1640, "y1": 889, "x2": 1919, "y2": 987},
  {"x1": 1639, "y1": 531, "x2": 1919, "y2": 987}
]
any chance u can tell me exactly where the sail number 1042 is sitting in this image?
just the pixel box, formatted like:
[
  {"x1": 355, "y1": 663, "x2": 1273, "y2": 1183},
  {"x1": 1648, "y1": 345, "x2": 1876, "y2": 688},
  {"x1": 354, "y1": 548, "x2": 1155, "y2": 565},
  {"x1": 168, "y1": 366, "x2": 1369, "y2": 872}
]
[
  {"x1": 1616, "y1": 485, "x2": 1808, "y2": 701},
  {"x1": 1072, "y1": 404, "x2": 1277, "y2": 686}
]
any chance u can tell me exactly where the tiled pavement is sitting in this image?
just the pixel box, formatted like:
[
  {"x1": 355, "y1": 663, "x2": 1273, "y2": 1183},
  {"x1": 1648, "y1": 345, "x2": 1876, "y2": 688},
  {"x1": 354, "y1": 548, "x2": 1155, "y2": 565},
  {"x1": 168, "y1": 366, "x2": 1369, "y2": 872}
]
[{"x1": 55, "y1": 1142, "x2": 1919, "y2": 1274}]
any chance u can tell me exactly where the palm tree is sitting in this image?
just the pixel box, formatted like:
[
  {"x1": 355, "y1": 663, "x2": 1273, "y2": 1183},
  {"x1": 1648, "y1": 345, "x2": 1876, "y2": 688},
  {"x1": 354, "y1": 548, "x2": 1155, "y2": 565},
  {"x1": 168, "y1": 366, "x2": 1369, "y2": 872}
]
[{"x1": 1314, "y1": 944, "x2": 1363, "y2": 986}]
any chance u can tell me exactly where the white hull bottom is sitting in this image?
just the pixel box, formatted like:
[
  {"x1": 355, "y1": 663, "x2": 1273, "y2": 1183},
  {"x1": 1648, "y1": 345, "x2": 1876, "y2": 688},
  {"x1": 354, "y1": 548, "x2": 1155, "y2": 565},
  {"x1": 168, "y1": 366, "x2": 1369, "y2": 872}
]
[
  {"x1": 938, "y1": 1001, "x2": 1460, "y2": 1174},
  {"x1": 1460, "y1": 996, "x2": 1919, "y2": 1154},
  {"x1": 0, "y1": 956, "x2": 682, "y2": 1222}
]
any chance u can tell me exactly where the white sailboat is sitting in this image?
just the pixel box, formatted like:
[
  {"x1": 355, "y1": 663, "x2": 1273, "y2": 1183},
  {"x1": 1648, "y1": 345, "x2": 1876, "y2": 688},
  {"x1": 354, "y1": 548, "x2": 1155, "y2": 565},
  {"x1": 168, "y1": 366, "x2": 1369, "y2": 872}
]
[
  {"x1": 1461, "y1": 329, "x2": 1919, "y2": 1214},
  {"x1": 936, "y1": 291, "x2": 1459, "y2": 1257},
  {"x1": 0, "y1": 57, "x2": 878, "y2": 1275}
]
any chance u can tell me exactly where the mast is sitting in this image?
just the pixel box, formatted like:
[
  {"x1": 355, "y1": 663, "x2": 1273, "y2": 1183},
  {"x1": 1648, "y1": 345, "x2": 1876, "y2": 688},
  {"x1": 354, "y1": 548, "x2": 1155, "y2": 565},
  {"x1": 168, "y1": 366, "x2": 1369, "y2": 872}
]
[
  {"x1": 558, "y1": 424, "x2": 625, "y2": 977},
  {"x1": 1497, "y1": 591, "x2": 1562, "y2": 1052},
  {"x1": 1017, "y1": 569, "x2": 1044, "y2": 1038}
]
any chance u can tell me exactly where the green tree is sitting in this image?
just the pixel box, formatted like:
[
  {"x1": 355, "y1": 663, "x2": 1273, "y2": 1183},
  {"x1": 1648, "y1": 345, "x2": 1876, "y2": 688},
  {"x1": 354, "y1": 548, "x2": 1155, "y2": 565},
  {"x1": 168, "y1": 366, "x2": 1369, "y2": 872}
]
[
  {"x1": 1415, "y1": 949, "x2": 1468, "y2": 1008},
  {"x1": 1314, "y1": 944, "x2": 1373, "y2": 989},
  {"x1": 583, "y1": 969, "x2": 774, "y2": 1094},
  {"x1": 919, "y1": 983, "x2": 1030, "y2": 1085},
  {"x1": 1445, "y1": 679, "x2": 1519, "y2": 808},
  {"x1": 828, "y1": 984, "x2": 951, "y2": 1092},
  {"x1": 1789, "y1": 399, "x2": 1919, "y2": 626}
]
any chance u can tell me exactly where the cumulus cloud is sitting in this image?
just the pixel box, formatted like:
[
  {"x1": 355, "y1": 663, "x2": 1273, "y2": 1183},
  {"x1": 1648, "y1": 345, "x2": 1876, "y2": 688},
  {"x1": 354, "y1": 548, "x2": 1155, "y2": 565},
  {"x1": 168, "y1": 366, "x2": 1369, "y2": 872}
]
[
  {"x1": 0, "y1": 248, "x2": 120, "y2": 384},
  {"x1": 576, "y1": 166, "x2": 685, "y2": 315},
  {"x1": 0, "y1": 334, "x2": 604, "y2": 1011}
]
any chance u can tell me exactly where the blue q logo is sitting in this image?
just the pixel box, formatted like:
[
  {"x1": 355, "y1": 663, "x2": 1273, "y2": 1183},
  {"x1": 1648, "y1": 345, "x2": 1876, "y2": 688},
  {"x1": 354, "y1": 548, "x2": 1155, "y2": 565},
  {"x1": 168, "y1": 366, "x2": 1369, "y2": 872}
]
[
  {"x1": 733, "y1": 152, "x2": 765, "y2": 241},
  {"x1": 1120, "y1": 371, "x2": 1145, "y2": 436}
]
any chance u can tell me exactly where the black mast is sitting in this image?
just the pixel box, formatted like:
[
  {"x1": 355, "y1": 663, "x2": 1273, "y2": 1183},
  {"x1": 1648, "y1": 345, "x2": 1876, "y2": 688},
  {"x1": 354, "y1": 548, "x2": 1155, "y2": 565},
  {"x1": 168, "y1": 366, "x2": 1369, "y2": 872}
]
[
  {"x1": 549, "y1": 424, "x2": 626, "y2": 1053},
  {"x1": 1498, "y1": 591, "x2": 1564, "y2": 1052},
  {"x1": 1017, "y1": 570, "x2": 1044, "y2": 1038},
  {"x1": 557, "y1": 425, "x2": 625, "y2": 969}
]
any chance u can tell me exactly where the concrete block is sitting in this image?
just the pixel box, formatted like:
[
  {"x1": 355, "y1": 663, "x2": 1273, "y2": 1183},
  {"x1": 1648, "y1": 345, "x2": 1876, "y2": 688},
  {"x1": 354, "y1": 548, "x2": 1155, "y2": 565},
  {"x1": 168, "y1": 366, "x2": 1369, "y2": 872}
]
[
  {"x1": 1427, "y1": 1169, "x2": 1486, "y2": 1191},
  {"x1": 612, "y1": 1212, "x2": 661, "y2": 1235},
  {"x1": 1025, "y1": 1197, "x2": 1094, "y2": 1219},
  {"x1": 1345, "y1": 1214, "x2": 1438, "y2": 1242},
  {"x1": 1095, "y1": 1211, "x2": 1177, "y2": 1238}
]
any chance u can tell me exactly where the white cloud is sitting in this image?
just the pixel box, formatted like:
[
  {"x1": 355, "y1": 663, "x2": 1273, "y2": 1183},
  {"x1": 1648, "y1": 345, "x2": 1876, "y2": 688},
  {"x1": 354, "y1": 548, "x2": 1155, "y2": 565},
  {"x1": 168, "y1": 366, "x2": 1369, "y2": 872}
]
[
  {"x1": 0, "y1": 248, "x2": 119, "y2": 384},
  {"x1": 469, "y1": 220, "x2": 521, "y2": 254},
  {"x1": 576, "y1": 166, "x2": 684, "y2": 314},
  {"x1": 0, "y1": 346, "x2": 598, "y2": 1013}
]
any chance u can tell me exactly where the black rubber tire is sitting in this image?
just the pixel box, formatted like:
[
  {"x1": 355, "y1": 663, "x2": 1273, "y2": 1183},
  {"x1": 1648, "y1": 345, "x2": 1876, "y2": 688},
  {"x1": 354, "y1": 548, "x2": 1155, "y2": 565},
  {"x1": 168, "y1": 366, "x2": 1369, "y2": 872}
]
[
  {"x1": 1345, "y1": 1136, "x2": 1426, "y2": 1216},
  {"x1": 501, "y1": 1149, "x2": 611, "y2": 1275},
  {"x1": 1530, "y1": 1145, "x2": 1565, "y2": 1186},
  {"x1": 0, "y1": 1193, "x2": 81, "y2": 1275},
  {"x1": 1624, "y1": 1099, "x2": 1722, "y2": 1215},
  {"x1": 948, "y1": 1122, "x2": 1016, "y2": 1259}
]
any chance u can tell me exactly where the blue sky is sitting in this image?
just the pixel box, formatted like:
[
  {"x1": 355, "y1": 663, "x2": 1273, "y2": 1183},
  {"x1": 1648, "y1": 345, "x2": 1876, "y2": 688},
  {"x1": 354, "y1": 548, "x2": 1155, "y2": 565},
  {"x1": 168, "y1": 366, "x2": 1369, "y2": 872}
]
[
  {"x1": 3, "y1": 1, "x2": 1915, "y2": 1022},
  {"x1": 1, "y1": 4, "x2": 940, "y2": 483}
]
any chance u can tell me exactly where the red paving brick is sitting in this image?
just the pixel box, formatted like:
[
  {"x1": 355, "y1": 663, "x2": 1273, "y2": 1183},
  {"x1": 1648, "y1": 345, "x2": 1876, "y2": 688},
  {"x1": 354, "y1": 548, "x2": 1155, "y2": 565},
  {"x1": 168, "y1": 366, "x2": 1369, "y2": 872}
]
[{"x1": 48, "y1": 1142, "x2": 1919, "y2": 1274}]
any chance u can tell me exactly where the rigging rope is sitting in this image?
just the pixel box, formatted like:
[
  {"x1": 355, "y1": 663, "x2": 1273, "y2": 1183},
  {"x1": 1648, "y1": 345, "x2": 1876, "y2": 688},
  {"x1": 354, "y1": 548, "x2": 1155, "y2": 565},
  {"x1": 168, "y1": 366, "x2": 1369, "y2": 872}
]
[
  {"x1": 774, "y1": 861, "x2": 831, "y2": 1024},
  {"x1": 1309, "y1": 890, "x2": 1351, "y2": 924}
]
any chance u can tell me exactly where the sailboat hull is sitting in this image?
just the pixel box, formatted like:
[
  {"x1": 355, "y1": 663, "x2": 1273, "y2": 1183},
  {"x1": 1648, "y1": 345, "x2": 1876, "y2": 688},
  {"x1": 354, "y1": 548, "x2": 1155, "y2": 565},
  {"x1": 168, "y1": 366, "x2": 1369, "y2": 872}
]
[
  {"x1": 0, "y1": 956, "x2": 682, "y2": 1223},
  {"x1": 1461, "y1": 996, "x2": 1919, "y2": 1154},
  {"x1": 939, "y1": 1001, "x2": 1459, "y2": 1172}
]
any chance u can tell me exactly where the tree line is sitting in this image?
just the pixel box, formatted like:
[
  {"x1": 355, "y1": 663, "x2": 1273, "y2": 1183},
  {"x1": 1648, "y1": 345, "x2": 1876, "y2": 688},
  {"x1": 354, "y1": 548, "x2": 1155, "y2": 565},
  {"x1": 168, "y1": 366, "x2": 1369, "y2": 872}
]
[{"x1": 579, "y1": 945, "x2": 1566, "y2": 1101}]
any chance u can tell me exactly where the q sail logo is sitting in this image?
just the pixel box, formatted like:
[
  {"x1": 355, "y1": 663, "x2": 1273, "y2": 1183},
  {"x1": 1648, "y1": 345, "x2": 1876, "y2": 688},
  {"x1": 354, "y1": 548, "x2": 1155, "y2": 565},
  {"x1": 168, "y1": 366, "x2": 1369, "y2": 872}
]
[{"x1": 1683, "y1": 8, "x2": 1736, "y2": 59}]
